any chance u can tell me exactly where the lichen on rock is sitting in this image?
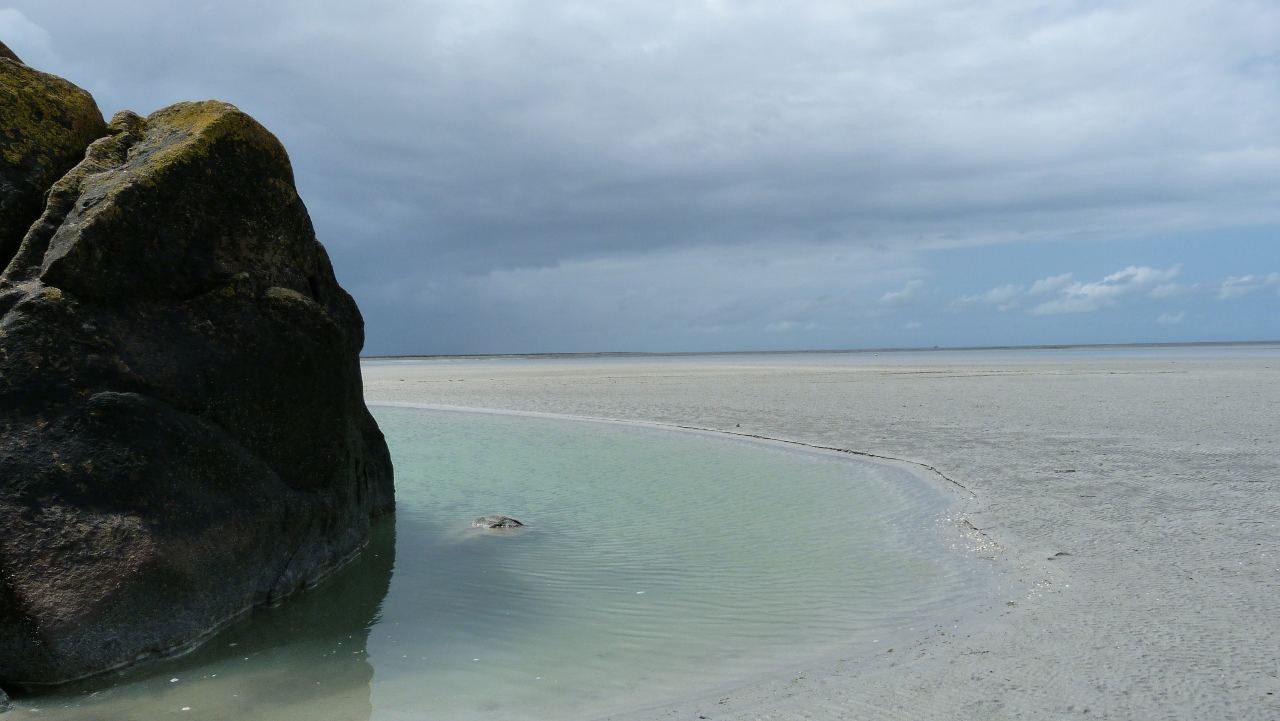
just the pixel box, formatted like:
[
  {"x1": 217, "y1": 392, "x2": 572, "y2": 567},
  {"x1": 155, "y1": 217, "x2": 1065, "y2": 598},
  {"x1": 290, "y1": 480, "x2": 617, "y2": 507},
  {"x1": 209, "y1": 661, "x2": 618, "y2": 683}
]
[
  {"x1": 0, "y1": 40, "x2": 107, "y2": 270},
  {"x1": 0, "y1": 60, "x2": 393, "y2": 694}
]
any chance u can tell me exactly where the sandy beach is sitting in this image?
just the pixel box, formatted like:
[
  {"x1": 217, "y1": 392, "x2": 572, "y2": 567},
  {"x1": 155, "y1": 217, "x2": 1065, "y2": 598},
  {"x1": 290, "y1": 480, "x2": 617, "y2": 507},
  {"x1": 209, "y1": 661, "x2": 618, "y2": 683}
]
[{"x1": 362, "y1": 345, "x2": 1280, "y2": 720}]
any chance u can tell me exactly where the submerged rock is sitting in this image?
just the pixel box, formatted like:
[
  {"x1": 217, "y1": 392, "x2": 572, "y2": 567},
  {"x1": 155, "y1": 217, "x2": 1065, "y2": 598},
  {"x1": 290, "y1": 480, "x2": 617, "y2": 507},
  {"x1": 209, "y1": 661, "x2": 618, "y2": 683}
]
[
  {"x1": 0, "y1": 41, "x2": 107, "y2": 273},
  {"x1": 473, "y1": 515, "x2": 524, "y2": 530},
  {"x1": 0, "y1": 63, "x2": 393, "y2": 693}
]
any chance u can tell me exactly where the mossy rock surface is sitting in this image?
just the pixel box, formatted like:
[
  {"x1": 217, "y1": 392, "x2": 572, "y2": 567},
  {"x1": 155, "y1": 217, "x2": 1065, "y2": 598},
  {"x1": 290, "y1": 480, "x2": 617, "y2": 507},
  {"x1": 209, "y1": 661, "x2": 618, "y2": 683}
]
[
  {"x1": 0, "y1": 95, "x2": 393, "y2": 692},
  {"x1": 0, "y1": 42, "x2": 106, "y2": 270}
]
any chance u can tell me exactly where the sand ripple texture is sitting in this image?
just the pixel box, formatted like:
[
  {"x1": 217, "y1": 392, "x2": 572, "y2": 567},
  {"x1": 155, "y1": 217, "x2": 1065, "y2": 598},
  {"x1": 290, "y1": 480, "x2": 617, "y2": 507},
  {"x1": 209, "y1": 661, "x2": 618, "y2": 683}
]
[{"x1": 363, "y1": 345, "x2": 1280, "y2": 720}]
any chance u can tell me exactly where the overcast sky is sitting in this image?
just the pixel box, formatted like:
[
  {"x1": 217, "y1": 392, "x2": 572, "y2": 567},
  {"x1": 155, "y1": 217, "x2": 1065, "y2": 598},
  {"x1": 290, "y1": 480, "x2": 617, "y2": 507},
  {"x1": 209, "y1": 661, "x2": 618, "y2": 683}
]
[{"x1": 4, "y1": 0, "x2": 1279, "y2": 353}]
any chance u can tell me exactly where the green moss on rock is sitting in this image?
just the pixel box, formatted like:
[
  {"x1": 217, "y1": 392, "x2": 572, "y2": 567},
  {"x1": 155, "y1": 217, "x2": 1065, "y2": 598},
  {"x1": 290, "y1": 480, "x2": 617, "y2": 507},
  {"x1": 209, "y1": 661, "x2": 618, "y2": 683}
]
[
  {"x1": 28, "y1": 100, "x2": 321, "y2": 306},
  {"x1": 0, "y1": 46, "x2": 107, "y2": 270}
]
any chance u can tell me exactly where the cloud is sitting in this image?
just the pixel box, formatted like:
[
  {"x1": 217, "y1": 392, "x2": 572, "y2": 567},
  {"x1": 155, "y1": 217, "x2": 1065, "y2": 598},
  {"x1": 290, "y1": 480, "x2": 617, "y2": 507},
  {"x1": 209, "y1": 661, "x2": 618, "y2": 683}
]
[
  {"x1": 1030, "y1": 265, "x2": 1181, "y2": 315},
  {"x1": 1216, "y1": 273, "x2": 1280, "y2": 299},
  {"x1": 1149, "y1": 283, "x2": 1188, "y2": 299},
  {"x1": 953, "y1": 273, "x2": 1087, "y2": 311},
  {"x1": 877, "y1": 280, "x2": 927, "y2": 307},
  {"x1": 356, "y1": 242, "x2": 923, "y2": 353},
  {"x1": 1027, "y1": 273, "x2": 1076, "y2": 296},
  {"x1": 902, "y1": 321, "x2": 923, "y2": 330},
  {"x1": 953, "y1": 265, "x2": 1184, "y2": 316},
  {"x1": 8, "y1": 0, "x2": 1280, "y2": 351},
  {"x1": 953, "y1": 283, "x2": 1025, "y2": 311},
  {"x1": 13, "y1": 0, "x2": 1280, "y2": 276},
  {"x1": 955, "y1": 262, "x2": 1280, "y2": 328}
]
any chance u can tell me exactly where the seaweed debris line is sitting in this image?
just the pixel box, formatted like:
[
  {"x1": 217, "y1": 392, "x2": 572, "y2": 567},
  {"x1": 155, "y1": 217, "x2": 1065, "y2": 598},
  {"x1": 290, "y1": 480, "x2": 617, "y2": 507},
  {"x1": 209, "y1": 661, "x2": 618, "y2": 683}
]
[{"x1": 0, "y1": 41, "x2": 394, "y2": 698}]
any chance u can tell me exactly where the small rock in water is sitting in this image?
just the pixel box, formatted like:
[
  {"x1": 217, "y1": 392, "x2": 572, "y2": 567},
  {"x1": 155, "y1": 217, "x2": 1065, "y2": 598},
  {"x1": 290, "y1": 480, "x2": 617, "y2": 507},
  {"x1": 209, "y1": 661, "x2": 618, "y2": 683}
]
[
  {"x1": 473, "y1": 515, "x2": 524, "y2": 530},
  {"x1": 0, "y1": 685, "x2": 9, "y2": 713}
]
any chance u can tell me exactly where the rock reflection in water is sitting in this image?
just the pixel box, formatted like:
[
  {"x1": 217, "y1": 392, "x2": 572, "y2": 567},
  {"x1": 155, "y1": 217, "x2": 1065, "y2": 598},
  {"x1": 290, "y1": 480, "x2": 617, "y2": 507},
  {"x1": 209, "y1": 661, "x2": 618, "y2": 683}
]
[{"x1": 9, "y1": 516, "x2": 395, "y2": 721}]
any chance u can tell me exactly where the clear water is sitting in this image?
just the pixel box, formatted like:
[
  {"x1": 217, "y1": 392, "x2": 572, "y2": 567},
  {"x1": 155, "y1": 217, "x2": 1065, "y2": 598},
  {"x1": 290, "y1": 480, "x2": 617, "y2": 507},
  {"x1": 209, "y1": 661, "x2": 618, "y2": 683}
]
[{"x1": 14, "y1": 407, "x2": 984, "y2": 720}]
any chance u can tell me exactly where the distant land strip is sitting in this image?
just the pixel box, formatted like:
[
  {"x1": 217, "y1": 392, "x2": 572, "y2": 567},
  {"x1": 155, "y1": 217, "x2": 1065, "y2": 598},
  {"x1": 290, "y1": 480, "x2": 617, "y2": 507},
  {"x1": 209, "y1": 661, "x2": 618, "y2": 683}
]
[{"x1": 362, "y1": 339, "x2": 1280, "y2": 360}]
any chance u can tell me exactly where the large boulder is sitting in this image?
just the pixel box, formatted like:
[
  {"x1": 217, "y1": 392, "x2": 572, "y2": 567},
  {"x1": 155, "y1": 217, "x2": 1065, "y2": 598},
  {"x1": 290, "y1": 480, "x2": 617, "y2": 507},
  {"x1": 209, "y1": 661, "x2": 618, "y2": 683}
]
[
  {"x1": 0, "y1": 76, "x2": 393, "y2": 691},
  {"x1": 0, "y1": 41, "x2": 107, "y2": 269}
]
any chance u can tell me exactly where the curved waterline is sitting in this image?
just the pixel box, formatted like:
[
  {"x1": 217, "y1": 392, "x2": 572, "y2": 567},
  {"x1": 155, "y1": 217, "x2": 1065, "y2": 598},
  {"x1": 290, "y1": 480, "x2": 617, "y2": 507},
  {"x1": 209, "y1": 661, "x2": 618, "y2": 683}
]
[
  {"x1": 12, "y1": 406, "x2": 994, "y2": 720},
  {"x1": 369, "y1": 400, "x2": 979, "y2": 498}
]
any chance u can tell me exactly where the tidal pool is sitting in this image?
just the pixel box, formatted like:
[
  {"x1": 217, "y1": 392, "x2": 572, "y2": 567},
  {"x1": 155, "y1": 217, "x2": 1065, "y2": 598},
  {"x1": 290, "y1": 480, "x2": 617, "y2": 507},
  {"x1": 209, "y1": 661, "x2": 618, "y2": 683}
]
[{"x1": 14, "y1": 406, "x2": 985, "y2": 720}]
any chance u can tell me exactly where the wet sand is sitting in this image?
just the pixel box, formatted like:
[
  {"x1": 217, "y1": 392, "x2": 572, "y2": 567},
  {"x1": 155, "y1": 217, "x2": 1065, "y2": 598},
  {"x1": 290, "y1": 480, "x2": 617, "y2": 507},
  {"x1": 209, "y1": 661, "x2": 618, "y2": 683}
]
[{"x1": 362, "y1": 345, "x2": 1280, "y2": 719}]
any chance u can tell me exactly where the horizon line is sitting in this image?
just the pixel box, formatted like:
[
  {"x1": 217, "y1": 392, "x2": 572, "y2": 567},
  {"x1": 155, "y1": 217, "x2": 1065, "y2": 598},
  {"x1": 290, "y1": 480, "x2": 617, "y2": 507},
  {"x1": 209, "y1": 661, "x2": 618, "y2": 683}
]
[{"x1": 361, "y1": 339, "x2": 1280, "y2": 361}]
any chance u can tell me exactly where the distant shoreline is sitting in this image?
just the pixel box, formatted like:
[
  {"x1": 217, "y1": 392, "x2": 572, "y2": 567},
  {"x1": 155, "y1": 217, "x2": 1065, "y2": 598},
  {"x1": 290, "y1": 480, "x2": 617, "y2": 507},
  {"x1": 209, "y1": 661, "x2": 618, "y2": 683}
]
[{"x1": 362, "y1": 338, "x2": 1280, "y2": 361}]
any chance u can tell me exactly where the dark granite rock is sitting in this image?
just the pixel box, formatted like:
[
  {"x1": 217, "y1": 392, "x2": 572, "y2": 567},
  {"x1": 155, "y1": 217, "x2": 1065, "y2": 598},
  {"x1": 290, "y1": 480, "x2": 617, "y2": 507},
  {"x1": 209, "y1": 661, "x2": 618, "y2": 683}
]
[
  {"x1": 0, "y1": 91, "x2": 393, "y2": 693},
  {"x1": 473, "y1": 515, "x2": 524, "y2": 529},
  {"x1": 0, "y1": 42, "x2": 107, "y2": 271}
]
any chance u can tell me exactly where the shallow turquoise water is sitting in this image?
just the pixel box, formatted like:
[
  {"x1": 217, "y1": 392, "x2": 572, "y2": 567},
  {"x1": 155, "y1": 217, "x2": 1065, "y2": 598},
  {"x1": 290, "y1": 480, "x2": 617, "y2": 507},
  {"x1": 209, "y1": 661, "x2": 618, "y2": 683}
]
[{"x1": 17, "y1": 407, "x2": 983, "y2": 720}]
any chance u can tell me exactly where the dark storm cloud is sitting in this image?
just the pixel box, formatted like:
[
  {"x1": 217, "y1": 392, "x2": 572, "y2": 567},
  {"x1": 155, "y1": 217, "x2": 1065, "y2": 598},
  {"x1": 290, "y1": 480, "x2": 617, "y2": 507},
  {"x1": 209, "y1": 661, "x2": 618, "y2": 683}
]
[{"x1": 4, "y1": 1, "x2": 1279, "y2": 351}]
